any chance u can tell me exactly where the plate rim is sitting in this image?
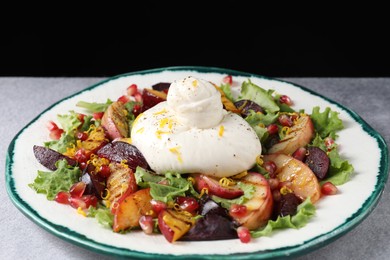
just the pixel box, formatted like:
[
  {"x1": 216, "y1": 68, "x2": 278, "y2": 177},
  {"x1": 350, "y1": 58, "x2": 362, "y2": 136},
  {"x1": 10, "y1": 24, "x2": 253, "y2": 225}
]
[{"x1": 5, "y1": 66, "x2": 389, "y2": 259}]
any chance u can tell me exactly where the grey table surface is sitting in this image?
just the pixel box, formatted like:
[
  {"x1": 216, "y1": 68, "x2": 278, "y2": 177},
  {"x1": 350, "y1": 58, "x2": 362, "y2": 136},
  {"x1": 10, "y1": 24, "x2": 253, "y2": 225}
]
[{"x1": 1, "y1": 77, "x2": 389, "y2": 260}]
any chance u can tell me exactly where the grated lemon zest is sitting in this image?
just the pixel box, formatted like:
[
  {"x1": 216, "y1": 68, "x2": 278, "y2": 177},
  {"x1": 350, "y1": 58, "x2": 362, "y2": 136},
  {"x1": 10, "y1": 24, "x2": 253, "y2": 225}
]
[
  {"x1": 198, "y1": 187, "x2": 209, "y2": 198},
  {"x1": 77, "y1": 207, "x2": 87, "y2": 217},
  {"x1": 232, "y1": 170, "x2": 248, "y2": 179},
  {"x1": 219, "y1": 177, "x2": 236, "y2": 187},
  {"x1": 218, "y1": 125, "x2": 224, "y2": 137},
  {"x1": 280, "y1": 186, "x2": 293, "y2": 195},
  {"x1": 132, "y1": 113, "x2": 144, "y2": 128},
  {"x1": 169, "y1": 146, "x2": 183, "y2": 163},
  {"x1": 136, "y1": 127, "x2": 144, "y2": 134},
  {"x1": 153, "y1": 108, "x2": 167, "y2": 115},
  {"x1": 256, "y1": 155, "x2": 264, "y2": 166}
]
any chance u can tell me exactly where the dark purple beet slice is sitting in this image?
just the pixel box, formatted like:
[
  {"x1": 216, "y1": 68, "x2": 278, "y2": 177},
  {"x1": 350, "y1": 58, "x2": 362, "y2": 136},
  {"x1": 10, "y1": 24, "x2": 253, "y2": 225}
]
[
  {"x1": 33, "y1": 145, "x2": 77, "y2": 171},
  {"x1": 180, "y1": 196, "x2": 238, "y2": 241},
  {"x1": 275, "y1": 193, "x2": 302, "y2": 218},
  {"x1": 80, "y1": 164, "x2": 106, "y2": 199},
  {"x1": 234, "y1": 99, "x2": 264, "y2": 117},
  {"x1": 152, "y1": 82, "x2": 171, "y2": 92},
  {"x1": 304, "y1": 146, "x2": 330, "y2": 180},
  {"x1": 96, "y1": 141, "x2": 149, "y2": 171}
]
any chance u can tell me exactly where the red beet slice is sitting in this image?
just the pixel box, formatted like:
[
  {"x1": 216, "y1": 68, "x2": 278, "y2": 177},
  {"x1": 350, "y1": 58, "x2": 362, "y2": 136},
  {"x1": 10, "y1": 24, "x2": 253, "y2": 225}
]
[
  {"x1": 96, "y1": 141, "x2": 149, "y2": 171},
  {"x1": 33, "y1": 145, "x2": 77, "y2": 171},
  {"x1": 304, "y1": 146, "x2": 330, "y2": 180}
]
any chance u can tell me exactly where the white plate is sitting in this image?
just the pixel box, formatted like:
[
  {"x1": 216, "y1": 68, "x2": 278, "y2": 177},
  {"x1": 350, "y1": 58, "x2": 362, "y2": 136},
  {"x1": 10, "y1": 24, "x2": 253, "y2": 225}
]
[{"x1": 5, "y1": 66, "x2": 389, "y2": 259}]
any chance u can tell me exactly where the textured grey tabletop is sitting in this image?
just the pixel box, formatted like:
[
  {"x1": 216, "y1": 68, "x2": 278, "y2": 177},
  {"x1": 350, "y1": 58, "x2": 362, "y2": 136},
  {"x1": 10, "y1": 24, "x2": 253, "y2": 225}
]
[{"x1": 1, "y1": 77, "x2": 389, "y2": 260}]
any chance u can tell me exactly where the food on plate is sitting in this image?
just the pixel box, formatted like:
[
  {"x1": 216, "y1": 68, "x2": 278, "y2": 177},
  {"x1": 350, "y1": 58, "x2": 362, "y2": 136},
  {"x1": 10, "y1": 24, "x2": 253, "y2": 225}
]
[{"x1": 30, "y1": 74, "x2": 354, "y2": 243}]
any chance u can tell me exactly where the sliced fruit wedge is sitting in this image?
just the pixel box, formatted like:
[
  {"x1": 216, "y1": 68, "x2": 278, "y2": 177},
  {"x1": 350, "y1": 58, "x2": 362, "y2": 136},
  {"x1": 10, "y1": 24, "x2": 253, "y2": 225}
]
[
  {"x1": 268, "y1": 114, "x2": 314, "y2": 155},
  {"x1": 263, "y1": 153, "x2": 321, "y2": 204}
]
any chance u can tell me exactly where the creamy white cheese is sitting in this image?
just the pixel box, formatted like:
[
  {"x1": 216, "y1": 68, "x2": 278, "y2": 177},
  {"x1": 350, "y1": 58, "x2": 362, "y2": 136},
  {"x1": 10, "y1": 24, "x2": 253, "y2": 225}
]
[{"x1": 131, "y1": 76, "x2": 262, "y2": 178}]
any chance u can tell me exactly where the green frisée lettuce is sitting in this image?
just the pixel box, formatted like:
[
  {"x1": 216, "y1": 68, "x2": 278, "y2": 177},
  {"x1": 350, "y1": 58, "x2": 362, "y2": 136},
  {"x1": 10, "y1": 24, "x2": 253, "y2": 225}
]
[
  {"x1": 311, "y1": 106, "x2": 344, "y2": 139},
  {"x1": 87, "y1": 205, "x2": 114, "y2": 228},
  {"x1": 238, "y1": 80, "x2": 280, "y2": 114},
  {"x1": 251, "y1": 198, "x2": 316, "y2": 238},
  {"x1": 134, "y1": 167, "x2": 199, "y2": 203},
  {"x1": 211, "y1": 182, "x2": 255, "y2": 209},
  {"x1": 76, "y1": 99, "x2": 113, "y2": 113},
  {"x1": 28, "y1": 159, "x2": 81, "y2": 200}
]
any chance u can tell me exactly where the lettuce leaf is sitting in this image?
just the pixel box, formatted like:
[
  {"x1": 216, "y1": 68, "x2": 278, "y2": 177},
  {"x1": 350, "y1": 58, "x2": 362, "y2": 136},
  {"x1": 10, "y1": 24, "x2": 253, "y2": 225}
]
[
  {"x1": 244, "y1": 110, "x2": 279, "y2": 142},
  {"x1": 134, "y1": 167, "x2": 198, "y2": 202},
  {"x1": 323, "y1": 149, "x2": 354, "y2": 185},
  {"x1": 76, "y1": 99, "x2": 113, "y2": 113},
  {"x1": 238, "y1": 80, "x2": 280, "y2": 114},
  {"x1": 87, "y1": 205, "x2": 114, "y2": 228},
  {"x1": 44, "y1": 133, "x2": 76, "y2": 153},
  {"x1": 251, "y1": 197, "x2": 316, "y2": 238},
  {"x1": 28, "y1": 159, "x2": 81, "y2": 200},
  {"x1": 211, "y1": 182, "x2": 256, "y2": 209},
  {"x1": 220, "y1": 83, "x2": 235, "y2": 102},
  {"x1": 311, "y1": 106, "x2": 344, "y2": 139},
  {"x1": 57, "y1": 110, "x2": 82, "y2": 133},
  {"x1": 310, "y1": 134, "x2": 354, "y2": 185}
]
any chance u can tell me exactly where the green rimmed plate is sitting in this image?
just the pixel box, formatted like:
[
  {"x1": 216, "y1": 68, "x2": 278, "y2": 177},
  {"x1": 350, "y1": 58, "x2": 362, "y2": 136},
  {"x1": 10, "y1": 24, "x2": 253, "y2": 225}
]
[{"x1": 5, "y1": 66, "x2": 389, "y2": 259}]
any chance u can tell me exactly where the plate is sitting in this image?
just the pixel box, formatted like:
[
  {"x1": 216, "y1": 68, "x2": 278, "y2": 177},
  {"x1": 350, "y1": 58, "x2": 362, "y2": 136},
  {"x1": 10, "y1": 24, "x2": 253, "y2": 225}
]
[{"x1": 5, "y1": 66, "x2": 389, "y2": 259}]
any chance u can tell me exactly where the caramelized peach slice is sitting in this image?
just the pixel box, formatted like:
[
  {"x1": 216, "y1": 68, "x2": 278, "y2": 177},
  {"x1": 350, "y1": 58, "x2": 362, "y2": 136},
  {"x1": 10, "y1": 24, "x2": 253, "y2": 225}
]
[
  {"x1": 113, "y1": 188, "x2": 155, "y2": 232},
  {"x1": 263, "y1": 154, "x2": 321, "y2": 204},
  {"x1": 101, "y1": 101, "x2": 129, "y2": 140},
  {"x1": 232, "y1": 172, "x2": 273, "y2": 230},
  {"x1": 268, "y1": 114, "x2": 314, "y2": 155}
]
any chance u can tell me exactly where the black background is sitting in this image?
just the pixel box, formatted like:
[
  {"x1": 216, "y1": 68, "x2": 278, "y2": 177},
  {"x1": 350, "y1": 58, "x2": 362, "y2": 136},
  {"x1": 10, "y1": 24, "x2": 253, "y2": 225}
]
[{"x1": 1, "y1": 3, "x2": 388, "y2": 78}]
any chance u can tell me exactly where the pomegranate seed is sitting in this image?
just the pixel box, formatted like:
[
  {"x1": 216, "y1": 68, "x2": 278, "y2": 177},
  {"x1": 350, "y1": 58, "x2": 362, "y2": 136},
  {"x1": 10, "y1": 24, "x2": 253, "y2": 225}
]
[
  {"x1": 69, "y1": 197, "x2": 87, "y2": 209},
  {"x1": 69, "y1": 182, "x2": 86, "y2": 198},
  {"x1": 46, "y1": 121, "x2": 59, "y2": 131},
  {"x1": 82, "y1": 195, "x2": 98, "y2": 208},
  {"x1": 278, "y1": 114, "x2": 293, "y2": 127},
  {"x1": 268, "y1": 178, "x2": 280, "y2": 190},
  {"x1": 279, "y1": 95, "x2": 293, "y2": 106},
  {"x1": 49, "y1": 128, "x2": 64, "y2": 140},
  {"x1": 134, "y1": 92, "x2": 143, "y2": 103},
  {"x1": 79, "y1": 162, "x2": 87, "y2": 170},
  {"x1": 177, "y1": 197, "x2": 199, "y2": 213},
  {"x1": 222, "y1": 75, "x2": 233, "y2": 85},
  {"x1": 263, "y1": 161, "x2": 277, "y2": 177},
  {"x1": 117, "y1": 95, "x2": 130, "y2": 104},
  {"x1": 77, "y1": 113, "x2": 85, "y2": 124},
  {"x1": 133, "y1": 104, "x2": 142, "y2": 116},
  {"x1": 93, "y1": 112, "x2": 104, "y2": 120},
  {"x1": 127, "y1": 84, "x2": 138, "y2": 96},
  {"x1": 292, "y1": 147, "x2": 307, "y2": 161},
  {"x1": 69, "y1": 195, "x2": 98, "y2": 209},
  {"x1": 76, "y1": 131, "x2": 88, "y2": 141},
  {"x1": 151, "y1": 199, "x2": 167, "y2": 214},
  {"x1": 229, "y1": 204, "x2": 247, "y2": 218},
  {"x1": 55, "y1": 191, "x2": 70, "y2": 204},
  {"x1": 237, "y1": 226, "x2": 251, "y2": 243},
  {"x1": 324, "y1": 137, "x2": 335, "y2": 150},
  {"x1": 98, "y1": 165, "x2": 111, "y2": 178},
  {"x1": 267, "y1": 124, "x2": 279, "y2": 135},
  {"x1": 321, "y1": 182, "x2": 338, "y2": 195},
  {"x1": 74, "y1": 149, "x2": 88, "y2": 163},
  {"x1": 139, "y1": 215, "x2": 154, "y2": 235}
]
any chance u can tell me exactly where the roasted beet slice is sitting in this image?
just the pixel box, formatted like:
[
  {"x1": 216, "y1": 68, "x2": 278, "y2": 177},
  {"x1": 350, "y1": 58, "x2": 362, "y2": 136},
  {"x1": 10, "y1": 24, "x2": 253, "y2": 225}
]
[
  {"x1": 152, "y1": 82, "x2": 171, "y2": 92},
  {"x1": 304, "y1": 146, "x2": 330, "y2": 180},
  {"x1": 33, "y1": 145, "x2": 77, "y2": 171},
  {"x1": 234, "y1": 99, "x2": 264, "y2": 117},
  {"x1": 180, "y1": 196, "x2": 238, "y2": 241},
  {"x1": 273, "y1": 192, "x2": 302, "y2": 218},
  {"x1": 96, "y1": 141, "x2": 149, "y2": 171},
  {"x1": 80, "y1": 164, "x2": 106, "y2": 199}
]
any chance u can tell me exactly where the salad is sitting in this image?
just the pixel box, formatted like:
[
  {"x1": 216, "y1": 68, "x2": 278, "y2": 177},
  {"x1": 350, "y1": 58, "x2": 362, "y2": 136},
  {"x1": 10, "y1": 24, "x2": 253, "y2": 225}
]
[{"x1": 29, "y1": 75, "x2": 354, "y2": 243}]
